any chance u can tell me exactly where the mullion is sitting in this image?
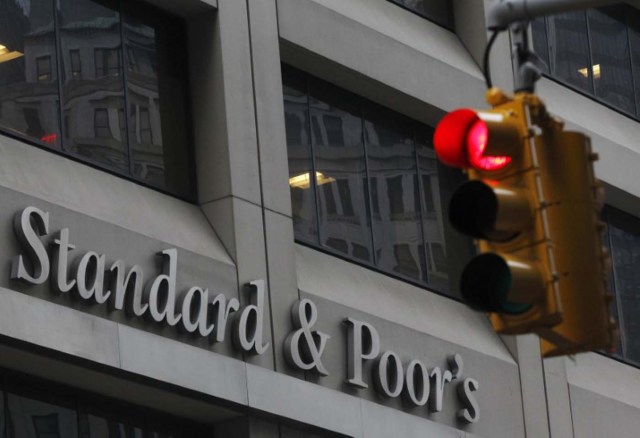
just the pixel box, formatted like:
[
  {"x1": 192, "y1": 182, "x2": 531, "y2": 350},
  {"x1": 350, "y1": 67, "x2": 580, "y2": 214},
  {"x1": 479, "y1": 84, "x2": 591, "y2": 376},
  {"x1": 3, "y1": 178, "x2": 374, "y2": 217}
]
[{"x1": 119, "y1": 0, "x2": 135, "y2": 177}]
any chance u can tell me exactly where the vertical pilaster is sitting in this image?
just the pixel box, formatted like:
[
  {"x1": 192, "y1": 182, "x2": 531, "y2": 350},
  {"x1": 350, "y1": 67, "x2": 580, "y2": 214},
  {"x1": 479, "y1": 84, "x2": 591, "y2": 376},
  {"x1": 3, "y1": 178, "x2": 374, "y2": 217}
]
[{"x1": 247, "y1": 0, "x2": 303, "y2": 376}]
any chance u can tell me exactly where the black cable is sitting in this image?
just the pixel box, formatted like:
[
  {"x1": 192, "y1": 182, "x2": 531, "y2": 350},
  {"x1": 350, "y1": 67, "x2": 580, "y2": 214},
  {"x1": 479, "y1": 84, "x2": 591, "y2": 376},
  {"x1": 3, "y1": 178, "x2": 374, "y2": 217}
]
[{"x1": 483, "y1": 30, "x2": 500, "y2": 89}]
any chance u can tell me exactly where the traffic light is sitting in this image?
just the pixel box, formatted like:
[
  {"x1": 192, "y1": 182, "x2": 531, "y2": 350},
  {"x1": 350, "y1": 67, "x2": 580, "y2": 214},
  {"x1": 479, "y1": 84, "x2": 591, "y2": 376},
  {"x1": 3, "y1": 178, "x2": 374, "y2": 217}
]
[
  {"x1": 434, "y1": 88, "x2": 617, "y2": 356},
  {"x1": 534, "y1": 129, "x2": 617, "y2": 356}
]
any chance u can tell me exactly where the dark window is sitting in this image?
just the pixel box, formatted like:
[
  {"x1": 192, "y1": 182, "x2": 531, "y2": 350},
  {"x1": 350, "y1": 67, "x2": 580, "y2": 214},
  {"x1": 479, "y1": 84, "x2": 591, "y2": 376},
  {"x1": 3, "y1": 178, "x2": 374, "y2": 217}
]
[
  {"x1": 0, "y1": 0, "x2": 194, "y2": 200},
  {"x1": 394, "y1": 244, "x2": 420, "y2": 279},
  {"x1": 2, "y1": 369, "x2": 210, "y2": 437},
  {"x1": 94, "y1": 48, "x2": 120, "y2": 78},
  {"x1": 93, "y1": 108, "x2": 110, "y2": 138},
  {"x1": 283, "y1": 66, "x2": 317, "y2": 245},
  {"x1": 70, "y1": 49, "x2": 81, "y2": 78},
  {"x1": 283, "y1": 65, "x2": 471, "y2": 294},
  {"x1": 139, "y1": 107, "x2": 152, "y2": 144},
  {"x1": 387, "y1": 0, "x2": 453, "y2": 30},
  {"x1": 604, "y1": 207, "x2": 640, "y2": 365},
  {"x1": 36, "y1": 56, "x2": 52, "y2": 83},
  {"x1": 533, "y1": 4, "x2": 640, "y2": 119}
]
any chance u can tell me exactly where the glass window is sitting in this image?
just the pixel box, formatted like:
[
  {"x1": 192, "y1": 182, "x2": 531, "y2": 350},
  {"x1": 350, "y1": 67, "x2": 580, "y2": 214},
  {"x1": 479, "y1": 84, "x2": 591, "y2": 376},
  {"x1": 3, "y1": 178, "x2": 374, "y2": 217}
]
[
  {"x1": 605, "y1": 207, "x2": 640, "y2": 364},
  {"x1": 7, "y1": 392, "x2": 78, "y2": 438},
  {"x1": 2, "y1": 370, "x2": 208, "y2": 438},
  {"x1": 588, "y1": 8, "x2": 635, "y2": 114},
  {"x1": 547, "y1": 11, "x2": 593, "y2": 94},
  {"x1": 283, "y1": 65, "x2": 318, "y2": 245},
  {"x1": 533, "y1": 4, "x2": 640, "y2": 119},
  {"x1": 387, "y1": 0, "x2": 453, "y2": 30},
  {"x1": 70, "y1": 50, "x2": 81, "y2": 78},
  {"x1": 0, "y1": 0, "x2": 60, "y2": 147},
  {"x1": 365, "y1": 106, "x2": 423, "y2": 280},
  {"x1": 282, "y1": 65, "x2": 468, "y2": 294},
  {"x1": 309, "y1": 78, "x2": 372, "y2": 262},
  {"x1": 1, "y1": 388, "x2": 5, "y2": 438},
  {"x1": 0, "y1": 0, "x2": 194, "y2": 200},
  {"x1": 629, "y1": 8, "x2": 640, "y2": 118},
  {"x1": 531, "y1": 17, "x2": 550, "y2": 75}
]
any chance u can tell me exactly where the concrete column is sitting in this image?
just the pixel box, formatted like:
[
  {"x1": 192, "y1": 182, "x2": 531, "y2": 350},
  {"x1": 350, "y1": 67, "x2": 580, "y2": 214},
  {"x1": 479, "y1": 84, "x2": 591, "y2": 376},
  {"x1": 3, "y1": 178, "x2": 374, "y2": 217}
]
[
  {"x1": 543, "y1": 356, "x2": 575, "y2": 437},
  {"x1": 246, "y1": 0, "x2": 303, "y2": 376},
  {"x1": 502, "y1": 334, "x2": 551, "y2": 438},
  {"x1": 190, "y1": 0, "x2": 302, "y2": 374}
]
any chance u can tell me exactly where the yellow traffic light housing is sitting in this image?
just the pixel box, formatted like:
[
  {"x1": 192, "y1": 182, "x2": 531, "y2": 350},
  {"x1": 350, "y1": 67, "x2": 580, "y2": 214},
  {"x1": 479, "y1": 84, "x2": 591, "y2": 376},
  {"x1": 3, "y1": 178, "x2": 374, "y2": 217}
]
[
  {"x1": 535, "y1": 130, "x2": 617, "y2": 356},
  {"x1": 434, "y1": 88, "x2": 617, "y2": 356}
]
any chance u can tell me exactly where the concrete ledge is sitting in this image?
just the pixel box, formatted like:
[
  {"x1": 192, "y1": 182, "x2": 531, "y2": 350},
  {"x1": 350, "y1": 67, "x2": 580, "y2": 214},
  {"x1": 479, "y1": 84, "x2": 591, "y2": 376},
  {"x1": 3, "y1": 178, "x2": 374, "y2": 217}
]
[
  {"x1": 0, "y1": 287, "x2": 120, "y2": 367},
  {"x1": 0, "y1": 135, "x2": 233, "y2": 265},
  {"x1": 278, "y1": 0, "x2": 487, "y2": 127},
  {"x1": 246, "y1": 363, "x2": 363, "y2": 437},
  {"x1": 118, "y1": 324, "x2": 249, "y2": 406}
]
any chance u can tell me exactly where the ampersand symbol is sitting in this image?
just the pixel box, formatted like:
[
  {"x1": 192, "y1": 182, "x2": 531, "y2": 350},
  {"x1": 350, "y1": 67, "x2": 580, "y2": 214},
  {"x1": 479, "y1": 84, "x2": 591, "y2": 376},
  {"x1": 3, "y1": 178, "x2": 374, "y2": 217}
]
[{"x1": 284, "y1": 299, "x2": 330, "y2": 376}]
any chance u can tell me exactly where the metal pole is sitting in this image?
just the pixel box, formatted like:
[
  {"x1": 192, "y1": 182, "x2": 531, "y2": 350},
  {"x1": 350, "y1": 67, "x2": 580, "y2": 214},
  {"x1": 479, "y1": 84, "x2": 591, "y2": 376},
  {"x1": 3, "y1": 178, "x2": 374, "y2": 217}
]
[{"x1": 488, "y1": 0, "x2": 623, "y2": 29}]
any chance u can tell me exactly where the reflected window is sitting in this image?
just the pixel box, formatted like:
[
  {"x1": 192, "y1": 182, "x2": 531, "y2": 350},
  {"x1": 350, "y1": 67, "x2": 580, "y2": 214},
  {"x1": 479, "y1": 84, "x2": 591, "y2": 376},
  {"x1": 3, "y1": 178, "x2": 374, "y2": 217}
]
[
  {"x1": 36, "y1": 56, "x2": 52, "y2": 83},
  {"x1": 94, "y1": 48, "x2": 120, "y2": 78},
  {"x1": 70, "y1": 49, "x2": 81, "y2": 78},
  {"x1": 7, "y1": 392, "x2": 78, "y2": 438},
  {"x1": 387, "y1": 0, "x2": 453, "y2": 30},
  {"x1": 2, "y1": 369, "x2": 208, "y2": 438},
  {"x1": 282, "y1": 65, "x2": 470, "y2": 294},
  {"x1": 94, "y1": 108, "x2": 110, "y2": 138},
  {"x1": 533, "y1": 4, "x2": 640, "y2": 119},
  {"x1": 0, "y1": 0, "x2": 194, "y2": 200}
]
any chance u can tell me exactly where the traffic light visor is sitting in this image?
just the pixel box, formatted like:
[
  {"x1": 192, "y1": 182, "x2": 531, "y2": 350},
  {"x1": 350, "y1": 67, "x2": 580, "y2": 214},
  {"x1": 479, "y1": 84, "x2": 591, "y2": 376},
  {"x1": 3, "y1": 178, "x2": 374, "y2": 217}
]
[{"x1": 434, "y1": 109, "x2": 512, "y2": 171}]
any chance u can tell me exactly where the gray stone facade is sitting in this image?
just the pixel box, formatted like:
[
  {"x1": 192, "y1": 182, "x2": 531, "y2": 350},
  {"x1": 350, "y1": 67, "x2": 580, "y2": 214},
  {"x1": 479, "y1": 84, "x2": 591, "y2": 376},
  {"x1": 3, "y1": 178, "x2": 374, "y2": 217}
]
[{"x1": 0, "y1": 0, "x2": 639, "y2": 437}]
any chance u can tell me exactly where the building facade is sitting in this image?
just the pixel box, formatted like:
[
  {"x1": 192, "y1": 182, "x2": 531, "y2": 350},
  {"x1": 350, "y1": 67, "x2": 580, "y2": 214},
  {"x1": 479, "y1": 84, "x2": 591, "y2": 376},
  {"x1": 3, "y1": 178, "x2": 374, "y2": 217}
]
[{"x1": 0, "y1": 0, "x2": 639, "y2": 437}]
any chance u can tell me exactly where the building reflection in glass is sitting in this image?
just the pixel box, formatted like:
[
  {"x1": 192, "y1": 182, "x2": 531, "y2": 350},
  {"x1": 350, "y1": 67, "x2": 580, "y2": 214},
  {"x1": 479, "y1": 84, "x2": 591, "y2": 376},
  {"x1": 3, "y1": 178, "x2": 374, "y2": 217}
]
[
  {"x1": 283, "y1": 66, "x2": 465, "y2": 292},
  {"x1": 0, "y1": 0, "x2": 193, "y2": 198},
  {"x1": 0, "y1": 0, "x2": 60, "y2": 146}
]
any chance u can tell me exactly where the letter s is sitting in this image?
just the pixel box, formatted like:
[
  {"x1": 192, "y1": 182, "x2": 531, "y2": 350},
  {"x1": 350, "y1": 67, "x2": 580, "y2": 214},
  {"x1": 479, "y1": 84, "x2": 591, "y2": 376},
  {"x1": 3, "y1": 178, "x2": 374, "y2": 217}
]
[
  {"x1": 457, "y1": 377, "x2": 480, "y2": 424},
  {"x1": 11, "y1": 207, "x2": 50, "y2": 284}
]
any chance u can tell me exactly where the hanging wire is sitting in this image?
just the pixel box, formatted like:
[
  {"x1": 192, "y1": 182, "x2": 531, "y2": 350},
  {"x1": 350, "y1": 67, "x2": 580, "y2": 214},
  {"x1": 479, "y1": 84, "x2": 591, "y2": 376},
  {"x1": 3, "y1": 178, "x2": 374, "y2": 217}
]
[{"x1": 483, "y1": 30, "x2": 500, "y2": 89}]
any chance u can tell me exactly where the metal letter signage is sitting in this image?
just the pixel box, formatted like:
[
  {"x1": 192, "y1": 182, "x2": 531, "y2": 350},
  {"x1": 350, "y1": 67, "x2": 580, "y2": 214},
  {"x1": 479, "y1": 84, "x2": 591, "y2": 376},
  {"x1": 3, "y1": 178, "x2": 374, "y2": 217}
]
[
  {"x1": 8, "y1": 206, "x2": 482, "y2": 425},
  {"x1": 344, "y1": 317, "x2": 480, "y2": 423},
  {"x1": 10, "y1": 207, "x2": 266, "y2": 356},
  {"x1": 284, "y1": 299, "x2": 330, "y2": 375},
  {"x1": 232, "y1": 280, "x2": 270, "y2": 355}
]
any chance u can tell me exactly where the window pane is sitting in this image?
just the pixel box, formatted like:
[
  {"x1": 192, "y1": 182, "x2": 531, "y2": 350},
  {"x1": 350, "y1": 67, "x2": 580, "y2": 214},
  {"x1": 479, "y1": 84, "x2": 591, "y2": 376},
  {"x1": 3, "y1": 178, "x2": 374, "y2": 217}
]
[
  {"x1": 123, "y1": 3, "x2": 192, "y2": 197},
  {"x1": 7, "y1": 392, "x2": 78, "y2": 438},
  {"x1": 608, "y1": 208, "x2": 640, "y2": 363},
  {"x1": 588, "y1": 7, "x2": 635, "y2": 114},
  {"x1": 83, "y1": 413, "x2": 144, "y2": 438},
  {"x1": 388, "y1": 0, "x2": 453, "y2": 29},
  {"x1": 58, "y1": 0, "x2": 128, "y2": 172},
  {"x1": 416, "y1": 126, "x2": 449, "y2": 289},
  {"x1": 531, "y1": 17, "x2": 550, "y2": 74},
  {"x1": 1, "y1": 389, "x2": 4, "y2": 438},
  {"x1": 310, "y1": 79, "x2": 373, "y2": 262},
  {"x1": 283, "y1": 66, "x2": 318, "y2": 245},
  {"x1": 365, "y1": 107, "x2": 423, "y2": 280},
  {"x1": 0, "y1": 0, "x2": 61, "y2": 146},
  {"x1": 627, "y1": 8, "x2": 640, "y2": 118},
  {"x1": 547, "y1": 11, "x2": 594, "y2": 94}
]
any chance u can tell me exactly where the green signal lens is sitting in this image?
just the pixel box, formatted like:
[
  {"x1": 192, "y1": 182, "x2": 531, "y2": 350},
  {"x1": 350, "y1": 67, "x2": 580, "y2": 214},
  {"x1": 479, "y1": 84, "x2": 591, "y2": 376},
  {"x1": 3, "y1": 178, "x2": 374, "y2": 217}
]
[{"x1": 460, "y1": 253, "x2": 532, "y2": 315}]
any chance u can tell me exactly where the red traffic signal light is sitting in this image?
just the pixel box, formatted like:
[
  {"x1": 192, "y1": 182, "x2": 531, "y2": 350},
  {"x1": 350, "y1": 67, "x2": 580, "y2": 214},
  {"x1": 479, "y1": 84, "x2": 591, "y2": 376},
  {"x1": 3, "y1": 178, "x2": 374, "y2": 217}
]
[{"x1": 434, "y1": 108, "x2": 513, "y2": 171}]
